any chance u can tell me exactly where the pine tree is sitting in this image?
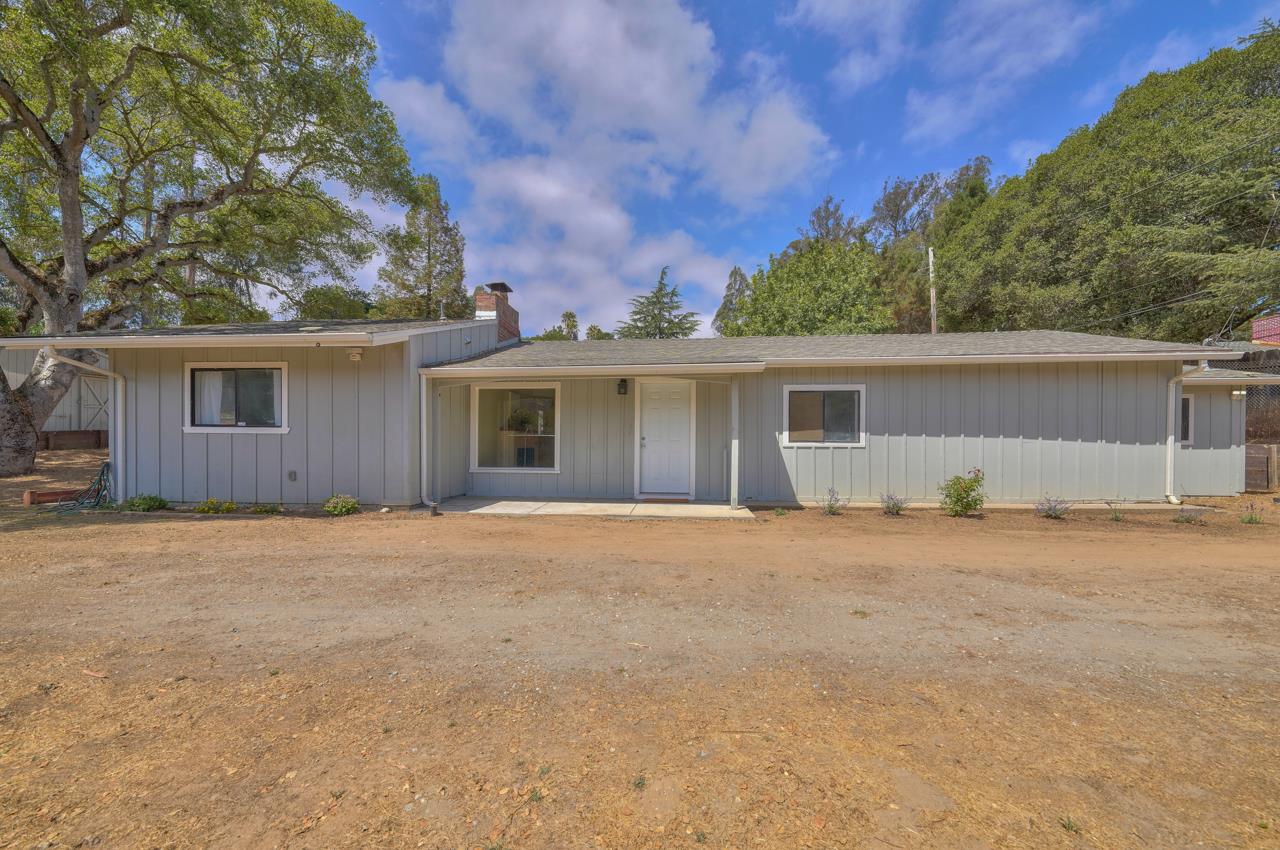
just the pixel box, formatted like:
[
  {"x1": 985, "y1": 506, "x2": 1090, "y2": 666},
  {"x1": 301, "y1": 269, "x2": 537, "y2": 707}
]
[
  {"x1": 371, "y1": 175, "x2": 467, "y2": 320},
  {"x1": 616, "y1": 267, "x2": 700, "y2": 339},
  {"x1": 712, "y1": 265, "x2": 750, "y2": 335}
]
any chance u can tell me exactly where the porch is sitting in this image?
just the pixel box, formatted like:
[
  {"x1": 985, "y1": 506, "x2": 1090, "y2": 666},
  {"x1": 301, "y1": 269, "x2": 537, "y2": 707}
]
[{"x1": 434, "y1": 495, "x2": 752, "y2": 519}]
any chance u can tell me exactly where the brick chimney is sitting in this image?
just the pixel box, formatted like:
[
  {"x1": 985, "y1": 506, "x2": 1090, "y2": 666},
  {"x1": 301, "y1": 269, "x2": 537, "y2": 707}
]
[{"x1": 474, "y1": 281, "x2": 520, "y2": 343}]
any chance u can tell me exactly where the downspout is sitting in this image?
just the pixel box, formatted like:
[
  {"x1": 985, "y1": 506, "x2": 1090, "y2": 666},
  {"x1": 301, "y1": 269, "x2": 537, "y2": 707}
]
[
  {"x1": 1164, "y1": 369, "x2": 1181, "y2": 505},
  {"x1": 42, "y1": 346, "x2": 125, "y2": 502},
  {"x1": 419, "y1": 373, "x2": 430, "y2": 506}
]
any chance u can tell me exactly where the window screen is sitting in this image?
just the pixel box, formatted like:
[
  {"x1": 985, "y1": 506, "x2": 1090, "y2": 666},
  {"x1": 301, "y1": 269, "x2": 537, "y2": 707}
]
[
  {"x1": 191, "y1": 368, "x2": 282, "y2": 428},
  {"x1": 787, "y1": 388, "x2": 861, "y2": 444}
]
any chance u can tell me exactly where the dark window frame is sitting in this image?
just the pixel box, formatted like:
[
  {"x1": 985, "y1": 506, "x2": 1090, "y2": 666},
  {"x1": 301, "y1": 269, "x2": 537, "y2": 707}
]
[
  {"x1": 188, "y1": 366, "x2": 284, "y2": 430},
  {"x1": 783, "y1": 384, "x2": 866, "y2": 447}
]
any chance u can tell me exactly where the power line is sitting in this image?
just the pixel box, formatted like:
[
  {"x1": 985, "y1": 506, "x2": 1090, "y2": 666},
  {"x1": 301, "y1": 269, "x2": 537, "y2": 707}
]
[
  {"x1": 1066, "y1": 290, "x2": 1217, "y2": 331},
  {"x1": 1057, "y1": 123, "x2": 1280, "y2": 231}
]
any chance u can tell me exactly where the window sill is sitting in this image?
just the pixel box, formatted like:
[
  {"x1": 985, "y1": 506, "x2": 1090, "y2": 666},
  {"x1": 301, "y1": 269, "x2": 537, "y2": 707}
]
[
  {"x1": 470, "y1": 467, "x2": 561, "y2": 474},
  {"x1": 782, "y1": 441, "x2": 866, "y2": 449},
  {"x1": 183, "y1": 426, "x2": 290, "y2": 435}
]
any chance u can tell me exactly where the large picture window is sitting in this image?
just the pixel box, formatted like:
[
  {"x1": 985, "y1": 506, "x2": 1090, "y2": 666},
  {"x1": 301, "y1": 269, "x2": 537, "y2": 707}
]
[
  {"x1": 782, "y1": 384, "x2": 865, "y2": 447},
  {"x1": 185, "y1": 363, "x2": 287, "y2": 433},
  {"x1": 471, "y1": 383, "x2": 560, "y2": 472}
]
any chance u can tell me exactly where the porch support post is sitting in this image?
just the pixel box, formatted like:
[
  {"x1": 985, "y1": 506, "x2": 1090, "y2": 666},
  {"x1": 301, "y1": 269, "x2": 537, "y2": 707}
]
[
  {"x1": 430, "y1": 378, "x2": 442, "y2": 505},
  {"x1": 730, "y1": 375, "x2": 740, "y2": 509}
]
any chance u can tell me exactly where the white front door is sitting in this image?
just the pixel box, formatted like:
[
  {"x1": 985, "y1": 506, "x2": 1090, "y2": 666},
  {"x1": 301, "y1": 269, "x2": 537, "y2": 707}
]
[{"x1": 639, "y1": 381, "x2": 692, "y2": 495}]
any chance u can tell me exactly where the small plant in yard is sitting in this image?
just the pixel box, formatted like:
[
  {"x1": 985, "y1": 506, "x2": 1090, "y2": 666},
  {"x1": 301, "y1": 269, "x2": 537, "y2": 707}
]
[
  {"x1": 695, "y1": 831, "x2": 708, "y2": 843},
  {"x1": 939, "y1": 468, "x2": 985, "y2": 517},
  {"x1": 121, "y1": 494, "x2": 168, "y2": 512},
  {"x1": 772, "y1": 507, "x2": 787, "y2": 517},
  {"x1": 820, "y1": 486, "x2": 846, "y2": 516},
  {"x1": 880, "y1": 493, "x2": 909, "y2": 516},
  {"x1": 250, "y1": 503, "x2": 282, "y2": 514},
  {"x1": 1105, "y1": 500, "x2": 1124, "y2": 521},
  {"x1": 1035, "y1": 496, "x2": 1072, "y2": 520},
  {"x1": 1058, "y1": 815, "x2": 1082, "y2": 835},
  {"x1": 195, "y1": 498, "x2": 237, "y2": 514},
  {"x1": 1241, "y1": 502, "x2": 1263, "y2": 524},
  {"x1": 632, "y1": 775, "x2": 647, "y2": 790},
  {"x1": 528, "y1": 788, "x2": 544, "y2": 803},
  {"x1": 1173, "y1": 507, "x2": 1208, "y2": 525},
  {"x1": 323, "y1": 494, "x2": 360, "y2": 516}
]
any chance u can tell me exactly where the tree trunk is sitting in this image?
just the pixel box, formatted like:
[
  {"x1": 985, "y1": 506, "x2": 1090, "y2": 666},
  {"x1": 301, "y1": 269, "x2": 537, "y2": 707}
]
[{"x1": 0, "y1": 348, "x2": 93, "y2": 477}]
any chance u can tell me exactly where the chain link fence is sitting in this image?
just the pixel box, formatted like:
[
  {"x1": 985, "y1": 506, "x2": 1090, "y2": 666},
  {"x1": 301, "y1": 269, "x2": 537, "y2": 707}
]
[{"x1": 1245, "y1": 360, "x2": 1280, "y2": 443}]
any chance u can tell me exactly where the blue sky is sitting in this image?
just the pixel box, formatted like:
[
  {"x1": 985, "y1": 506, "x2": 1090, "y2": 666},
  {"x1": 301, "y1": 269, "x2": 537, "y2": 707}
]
[{"x1": 339, "y1": 0, "x2": 1277, "y2": 336}]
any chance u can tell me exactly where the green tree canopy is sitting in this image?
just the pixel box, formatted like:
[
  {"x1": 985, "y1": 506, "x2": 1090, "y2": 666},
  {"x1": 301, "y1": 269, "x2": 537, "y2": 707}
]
[
  {"x1": 530, "y1": 310, "x2": 580, "y2": 341},
  {"x1": 722, "y1": 240, "x2": 894, "y2": 337},
  {"x1": 370, "y1": 174, "x2": 468, "y2": 320},
  {"x1": 291, "y1": 284, "x2": 371, "y2": 320},
  {"x1": 0, "y1": 0, "x2": 412, "y2": 474},
  {"x1": 616, "y1": 267, "x2": 700, "y2": 339},
  {"x1": 935, "y1": 23, "x2": 1280, "y2": 341},
  {"x1": 585, "y1": 323, "x2": 615, "y2": 340}
]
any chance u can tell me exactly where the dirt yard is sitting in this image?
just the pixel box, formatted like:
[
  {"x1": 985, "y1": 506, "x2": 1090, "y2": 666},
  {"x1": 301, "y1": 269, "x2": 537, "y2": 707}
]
[{"x1": 1, "y1": 456, "x2": 1277, "y2": 849}]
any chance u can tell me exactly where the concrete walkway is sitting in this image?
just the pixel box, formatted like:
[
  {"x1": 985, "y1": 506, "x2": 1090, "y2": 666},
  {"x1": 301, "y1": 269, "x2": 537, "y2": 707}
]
[{"x1": 436, "y1": 496, "x2": 753, "y2": 519}]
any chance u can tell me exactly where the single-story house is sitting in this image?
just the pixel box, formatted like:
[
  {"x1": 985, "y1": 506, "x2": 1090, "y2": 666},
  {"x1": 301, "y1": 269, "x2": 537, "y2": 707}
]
[{"x1": 4, "y1": 283, "x2": 1279, "y2": 508}]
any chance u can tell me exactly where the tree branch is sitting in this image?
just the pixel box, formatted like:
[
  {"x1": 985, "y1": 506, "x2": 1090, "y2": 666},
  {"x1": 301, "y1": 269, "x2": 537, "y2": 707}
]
[
  {"x1": 0, "y1": 233, "x2": 54, "y2": 299},
  {"x1": 0, "y1": 73, "x2": 63, "y2": 164}
]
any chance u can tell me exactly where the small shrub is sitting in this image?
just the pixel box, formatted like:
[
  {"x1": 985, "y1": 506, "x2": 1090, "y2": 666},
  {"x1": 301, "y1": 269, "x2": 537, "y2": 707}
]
[
  {"x1": 632, "y1": 775, "x2": 647, "y2": 790},
  {"x1": 820, "y1": 486, "x2": 845, "y2": 516},
  {"x1": 1172, "y1": 506, "x2": 1208, "y2": 525},
  {"x1": 1058, "y1": 815, "x2": 1082, "y2": 835},
  {"x1": 121, "y1": 494, "x2": 168, "y2": 512},
  {"x1": 880, "y1": 493, "x2": 909, "y2": 516},
  {"x1": 1105, "y1": 500, "x2": 1124, "y2": 522},
  {"x1": 1035, "y1": 496, "x2": 1072, "y2": 520},
  {"x1": 250, "y1": 503, "x2": 282, "y2": 515},
  {"x1": 771, "y1": 507, "x2": 787, "y2": 517},
  {"x1": 939, "y1": 468, "x2": 985, "y2": 517},
  {"x1": 195, "y1": 498, "x2": 237, "y2": 514},
  {"x1": 1241, "y1": 502, "x2": 1263, "y2": 525},
  {"x1": 323, "y1": 494, "x2": 360, "y2": 517}
]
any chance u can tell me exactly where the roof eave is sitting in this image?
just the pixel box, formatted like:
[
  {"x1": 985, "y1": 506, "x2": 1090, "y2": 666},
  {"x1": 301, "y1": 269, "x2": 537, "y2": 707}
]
[{"x1": 421, "y1": 362, "x2": 769, "y2": 378}]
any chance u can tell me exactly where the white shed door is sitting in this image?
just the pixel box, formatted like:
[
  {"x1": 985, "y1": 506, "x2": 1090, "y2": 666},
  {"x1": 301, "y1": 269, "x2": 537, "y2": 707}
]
[
  {"x1": 80, "y1": 376, "x2": 109, "y2": 430},
  {"x1": 639, "y1": 381, "x2": 691, "y2": 495}
]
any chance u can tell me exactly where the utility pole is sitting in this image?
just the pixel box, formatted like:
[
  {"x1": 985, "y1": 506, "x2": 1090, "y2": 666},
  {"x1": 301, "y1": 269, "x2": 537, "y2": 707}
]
[{"x1": 928, "y1": 246, "x2": 937, "y2": 335}]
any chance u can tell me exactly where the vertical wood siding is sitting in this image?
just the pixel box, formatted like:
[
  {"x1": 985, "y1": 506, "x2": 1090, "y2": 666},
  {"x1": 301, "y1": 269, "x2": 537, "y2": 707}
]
[
  {"x1": 739, "y1": 361, "x2": 1193, "y2": 503},
  {"x1": 1175, "y1": 386, "x2": 1245, "y2": 496},
  {"x1": 113, "y1": 342, "x2": 414, "y2": 505}
]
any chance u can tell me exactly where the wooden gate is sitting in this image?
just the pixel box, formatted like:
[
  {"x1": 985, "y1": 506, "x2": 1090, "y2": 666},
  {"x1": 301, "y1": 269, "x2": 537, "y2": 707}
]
[{"x1": 1246, "y1": 444, "x2": 1279, "y2": 492}]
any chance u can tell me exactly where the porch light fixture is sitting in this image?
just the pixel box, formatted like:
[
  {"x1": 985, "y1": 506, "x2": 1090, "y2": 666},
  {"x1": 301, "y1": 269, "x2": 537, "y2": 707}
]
[{"x1": 617, "y1": 379, "x2": 628, "y2": 395}]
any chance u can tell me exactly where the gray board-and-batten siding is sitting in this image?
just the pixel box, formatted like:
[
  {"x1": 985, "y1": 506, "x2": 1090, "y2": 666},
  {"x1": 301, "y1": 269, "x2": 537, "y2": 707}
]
[
  {"x1": 105, "y1": 336, "x2": 1240, "y2": 505},
  {"x1": 431, "y1": 359, "x2": 1241, "y2": 504},
  {"x1": 109, "y1": 322, "x2": 499, "y2": 506}
]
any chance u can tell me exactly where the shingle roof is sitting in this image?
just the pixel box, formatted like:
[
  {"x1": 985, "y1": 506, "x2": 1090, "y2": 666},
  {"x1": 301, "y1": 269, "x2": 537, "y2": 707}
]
[
  {"x1": 433, "y1": 330, "x2": 1232, "y2": 370},
  {"x1": 0, "y1": 317, "x2": 475, "y2": 340}
]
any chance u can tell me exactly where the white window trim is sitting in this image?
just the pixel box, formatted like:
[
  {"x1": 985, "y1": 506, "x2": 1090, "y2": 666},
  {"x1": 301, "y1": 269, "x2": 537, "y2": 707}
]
[
  {"x1": 782, "y1": 383, "x2": 867, "y2": 448},
  {"x1": 1180, "y1": 393, "x2": 1195, "y2": 446},
  {"x1": 470, "y1": 381, "x2": 561, "y2": 474},
  {"x1": 183, "y1": 361, "x2": 289, "y2": 434}
]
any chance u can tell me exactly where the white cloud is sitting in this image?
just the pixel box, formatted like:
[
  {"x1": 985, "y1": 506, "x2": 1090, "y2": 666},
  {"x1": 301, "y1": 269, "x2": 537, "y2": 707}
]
[
  {"x1": 373, "y1": 76, "x2": 478, "y2": 167},
  {"x1": 903, "y1": 0, "x2": 1102, "y2": 145},
  {"x1": 441, "y1": 0, "x2": 832, "y2": 208},
  {"x1": 1007, "y1": 138, "x2": 1049, "y2": 169},
  {"x1": 789, "y1": 0, "x2": 920, "y2": 93},
  {"x1": 1079, "y1": 31, "x2": 1201, "y2": 109},
  {"x1": 365, "y1": 0, "x2": 831, "y2": 335}
]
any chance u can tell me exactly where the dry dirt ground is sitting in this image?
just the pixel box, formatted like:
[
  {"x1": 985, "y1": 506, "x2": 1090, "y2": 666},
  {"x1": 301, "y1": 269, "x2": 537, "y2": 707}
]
[{"x1": 0, "y1": 453, "x2": 1278, "y2": 849}]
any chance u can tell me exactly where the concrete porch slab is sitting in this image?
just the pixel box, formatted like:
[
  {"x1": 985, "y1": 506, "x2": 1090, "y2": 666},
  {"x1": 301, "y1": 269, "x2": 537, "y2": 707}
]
[{"x1": 435, "y1": 496, "x2": 752, "y2": 520}]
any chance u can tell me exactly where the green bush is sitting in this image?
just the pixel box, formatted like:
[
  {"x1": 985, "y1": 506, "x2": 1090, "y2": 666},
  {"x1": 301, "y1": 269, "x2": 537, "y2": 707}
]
[
  {"x1": 820, "y1": 486, "x2": 845, "y2": 516},
  {"x1": 121, "y1": 494, "x2": 168, "y2": 512},
  {"x1": 250, "y1": 503, "x2": 282, "y2": 514},
  {"x1": 880, "y1": 493, "x2": 909, "y2": 516},
  {"x1": 324, "y1": 494, "x2": 360, "y2": 517},
  {"x1": 939, "y1": 468, "x2": 985, "y2": 517},
  {"x1": 195, "y1": 498, "x2": 237, "y2": 514}
]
